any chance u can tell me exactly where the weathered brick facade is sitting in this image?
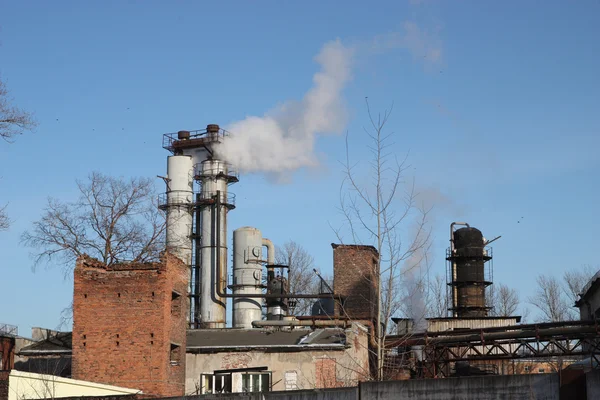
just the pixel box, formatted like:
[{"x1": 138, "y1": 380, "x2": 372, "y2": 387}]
[
  {"x1": 332, "y1": 244, "x2": 379, "y2": 322},
  {"x1": 72, "y1": 253, "x2": 187, "y2": 398}
]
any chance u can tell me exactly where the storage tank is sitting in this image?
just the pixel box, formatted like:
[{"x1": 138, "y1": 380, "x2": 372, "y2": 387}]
[{"x1": 232, "y1": 227, "x2": 264, "y2": 329}]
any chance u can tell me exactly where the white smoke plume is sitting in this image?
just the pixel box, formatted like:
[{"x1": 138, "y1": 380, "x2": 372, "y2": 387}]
[{"x1": 216, "y1": 39, "x2": 353, "y2": 176}]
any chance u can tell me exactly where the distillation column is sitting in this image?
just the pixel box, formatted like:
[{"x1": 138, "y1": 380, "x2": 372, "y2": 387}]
[
  {"x1": 165, "y1": 155, "x2": 193, "y2": 265},
  {"x1": 198, "y1": 158, "x2": 230, "y2": 328}
]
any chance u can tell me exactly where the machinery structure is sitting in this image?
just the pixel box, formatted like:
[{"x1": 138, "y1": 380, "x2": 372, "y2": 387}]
[
  {"x1": 161, "y1": 124, "x2": 334, "y2": 330},
  {"x1": 446, "y1": 223, "x2": 496, "y2": 318}
]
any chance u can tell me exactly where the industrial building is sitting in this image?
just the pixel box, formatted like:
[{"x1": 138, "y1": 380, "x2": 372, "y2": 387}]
[{"x1": 2, "y1": 124, "x2": 600, "y2": 400}]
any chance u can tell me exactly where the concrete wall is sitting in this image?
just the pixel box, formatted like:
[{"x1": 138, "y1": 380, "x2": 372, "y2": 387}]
[
  {"x1": 265, "y1": 387, "x2": 356, "y2": 400},
  {"x1": 360, "y1": 374, "x2": 560, "y2": 400},
  {"x1": 185, "y1": 326, "x2": 369, "y2": 394},
  {"x1": 586, "y1": 370, "x2": 600, "y2": 399},
  {"x1": 7, "y1": 370, "x2": 139, "y2": 400}
]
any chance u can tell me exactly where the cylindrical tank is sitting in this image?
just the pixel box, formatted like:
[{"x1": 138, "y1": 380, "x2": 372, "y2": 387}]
[
  {"x1": 452, "y1": 227, "x2": 487, "y2": 317},
  {"x1": 232, "y1": 227, "x2": 264, "y2": 329},
  {"x1": 165, "y1": 155, "x2": 193, "y2": 265},
  {"x1": 199, "y1": 159, "x2": 230, "y2": 328}
]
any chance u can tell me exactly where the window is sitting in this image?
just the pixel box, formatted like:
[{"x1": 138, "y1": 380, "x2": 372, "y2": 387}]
[
  {"x1": 200, "y1": 369, "x2": 271, "y2": 394},
  {"x1": 524, "y1": 366, "x2": 531, "y2": 372},
  {"x1": 200, "y1": 373, "x2": 232, "y2": 394},
  {"x1": 171, "y1": 291, "x2": 182, "y2": 316},
  {"x1": 242, "y1": 372, "x2": 271, "y2": 393},
  {"x1": 539, "y1": 368, "x2": 545, "y2": 373},
  {"x1": 170, "y1": 343, "x2": 181, "y2": 365}
]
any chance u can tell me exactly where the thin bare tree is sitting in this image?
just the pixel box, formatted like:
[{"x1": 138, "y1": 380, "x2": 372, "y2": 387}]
[
  {"x1": 427, "y1": 273, "x2": 449, "y2": 318},
  {"x1": 487, "y1": 283, "x2": 520, "y2": 317},
  {"x1": 334, "y1": 100, "x2": 431, "y2": 380},
  {"x1": 1, "y1": 77, "x2": 37, "y2": 231},
  {"x1": 275, "y1": 241, "x2": 320, "y2": 316},
  {"x1": 528, "y1": 265, "x2": 595, "y2": 322},
  {"x1": 22, "y1": 172, "x2": 165, "y2": 276},
  {"x1": 528, "y1": 275, "x2": 571, "y2": 322},
  {"x1": 0, "y1": 77, "x2": 36, "y2": 142},
  {"x1": 563, "y1": 264, "x2": 595, "y2": 307}
]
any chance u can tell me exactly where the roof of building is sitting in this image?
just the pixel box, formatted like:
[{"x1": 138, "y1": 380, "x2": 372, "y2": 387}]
[
  {"x1": 330, "y1": 243, "x2": 378, "y2": 254},
  {"x1": 186, "y1": 328, "x2": 348, "y2": 352},
  {"x1": 392, "y1": 316, "x2": 522, "y2": 324},
  {"x1": 18, "y1": 332, "x2": 72, "y2": 355},
  {"x1": 576, "y1": 270, "x2": 600, "y2": 307}
]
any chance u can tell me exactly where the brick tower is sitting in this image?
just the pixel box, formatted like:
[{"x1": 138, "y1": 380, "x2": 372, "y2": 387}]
[
  {"x1": 331, "y1": 244, "x2": 379, "y2": 322},
  {"x1": 72, "y1": 252, "x2": 187, "y2": 397}
]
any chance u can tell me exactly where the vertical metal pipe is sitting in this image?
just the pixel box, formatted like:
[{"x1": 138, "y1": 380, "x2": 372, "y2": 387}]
[{"x1": 193, "y1": 193, "x2": 202, "y2": 329}]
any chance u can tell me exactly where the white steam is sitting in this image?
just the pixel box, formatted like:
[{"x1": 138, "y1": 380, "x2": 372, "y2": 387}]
[{"x1": 216, "y1": 39, "x2": 353, "y2": 175}]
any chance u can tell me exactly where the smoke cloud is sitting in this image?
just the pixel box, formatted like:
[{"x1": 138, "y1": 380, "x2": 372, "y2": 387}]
[{"x1": 216, "y1": 39, "x2": 353, "y2": 176}]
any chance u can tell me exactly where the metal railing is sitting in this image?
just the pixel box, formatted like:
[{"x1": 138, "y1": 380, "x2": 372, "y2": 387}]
[
  {"x1": 193, "y1": 163, "x2": 239, "y2": 183},
  {"x1": 162, "y1": 127, "x2": 231, "y2": 153}
]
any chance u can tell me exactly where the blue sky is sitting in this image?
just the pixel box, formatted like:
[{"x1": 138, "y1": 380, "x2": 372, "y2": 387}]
[{"x1": 1, "y1": 1, "x2": 599, "y2": 334}]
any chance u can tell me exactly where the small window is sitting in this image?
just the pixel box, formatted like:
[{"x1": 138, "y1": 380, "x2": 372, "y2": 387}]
[
  {"x1": 200, "y1": 373, "x2": 232, "y2": 394},
  {"x1": 539, "y1": 368, "x2": 545, "y2": 373},
  {"x1": 242, "y1": 372, "x2": 271, "y2": 393},
  {"x1": 170, "y1": 343, "x2": 181, "y2": 365},
  {"x1": 524, "y1": 366, "x2": 531, "y2": 372},
  {"x1": 171, "y1": 291, "x2": 182, "y2": 316}
]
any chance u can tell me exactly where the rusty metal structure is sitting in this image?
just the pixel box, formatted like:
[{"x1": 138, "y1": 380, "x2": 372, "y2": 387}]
[
  {"x1": 447, "y1": 223, "x2": 494, "y2": 317},
  {"x1": 386, "y1": 320, "x2": 600, "y2": 378}
]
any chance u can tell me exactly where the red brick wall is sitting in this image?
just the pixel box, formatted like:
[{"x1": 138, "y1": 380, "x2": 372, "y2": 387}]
[
  {"x1": 0, "y1": 371, "x2": 9, "y2": 400},
  {"x1": 72, "y1": 253, "x2": 188, "y2": 398},
  {"x1": 332, "y1": 244, "x2": 379, "y2": 322},
  {"x1": 0, "y1": 336, "x2": 15, "y2": 371}
]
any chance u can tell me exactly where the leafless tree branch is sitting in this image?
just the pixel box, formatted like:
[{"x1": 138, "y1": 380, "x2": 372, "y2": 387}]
[{"x1": 21, "y1": 172, "x2": 165, "y2": 276}]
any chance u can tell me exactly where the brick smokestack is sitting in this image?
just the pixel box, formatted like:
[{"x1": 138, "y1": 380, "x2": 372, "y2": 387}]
[
  {"x1": 332, "y1": 244, "x2": 379, "y2": 322},
  {"x1": 72, "y1": 253, "x2": 188, "y2": 397}
]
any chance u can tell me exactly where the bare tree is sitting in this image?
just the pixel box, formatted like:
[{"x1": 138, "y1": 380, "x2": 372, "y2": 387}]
[
  {"x1": 335, "y1": 101, "x2": 431, "y2": 380},
  {"x1": 528, "y1": 265, "x2": 595, "y2": 322},
  {"x1": 563, "y1": 264, "x2": 595, "y2": 307},
  {"x1": 427, "y1": 273, "x2": 448, "y2": 318},
  {"x1": 528, "y1": 275, "x2": 571, "y2": 322},
  {"x1": 0, "y1": 77, "x2": 36, "y2": 142},
  {"x1": 22, "y1": 172, "x2": 165, "y2": 275},
  {"x1": 0, "y1": 204, "x2": 9, "y2": 231},
  {"x1": 275, "y1": 241, "x2": 320, "y2": 316},
  {"x1": 487, "y1": 283, "x2": 520, "y2": 317},
  {"x1": 1, "y1": 77, "x2": 37, "y2": 231}
]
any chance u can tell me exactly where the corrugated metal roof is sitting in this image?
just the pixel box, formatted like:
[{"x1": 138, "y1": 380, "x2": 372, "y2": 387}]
[
  {"x1": 186, "y1": 328, "x2": 346, "y2": 351},
  {"x1": 427, "y1": 317, "x2": 521, "y2": 333},
  {"x1": 19, "y1": 332, "x2": 72, "y2": 355}
]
